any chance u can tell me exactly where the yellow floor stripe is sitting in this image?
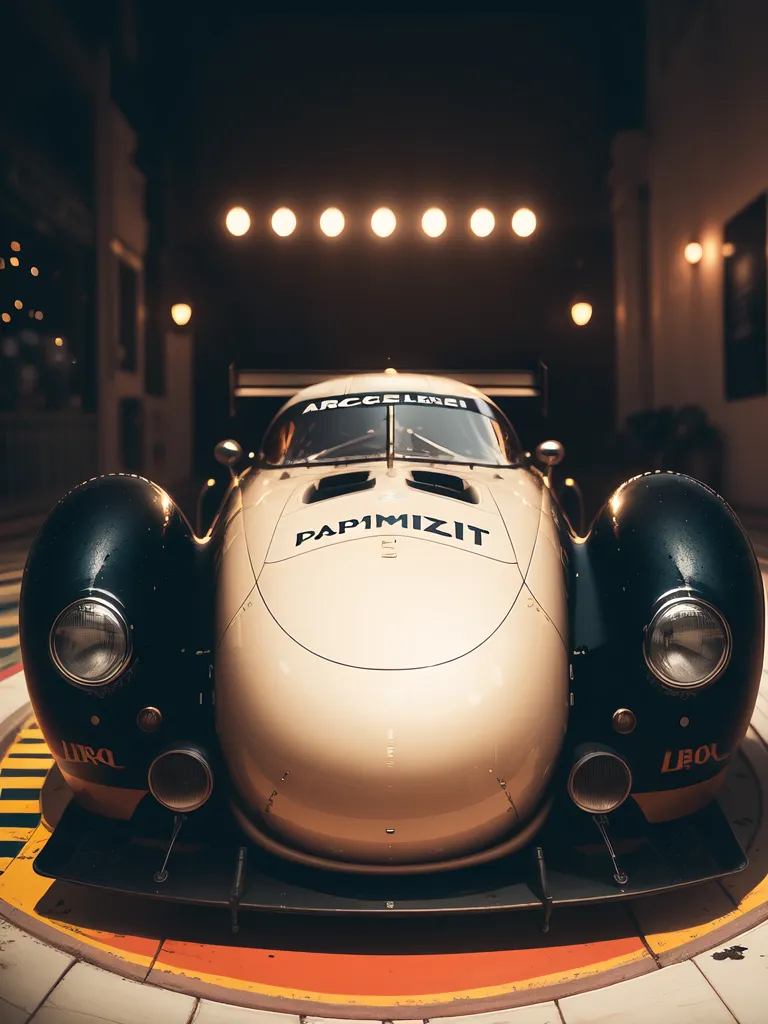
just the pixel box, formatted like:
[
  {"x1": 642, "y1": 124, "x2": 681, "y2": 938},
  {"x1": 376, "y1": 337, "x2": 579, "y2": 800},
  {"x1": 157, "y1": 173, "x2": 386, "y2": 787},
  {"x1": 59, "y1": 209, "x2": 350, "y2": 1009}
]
[
  {"x1": 0, "y1": 776, "x2": 45, "y2": 789},
  {"x1": 0, "y1": 827, "x2": 38, "y2": 843},
  {"x1": 0, "y1": 800, "x2": 39, "y2": 815},
  {"x1": 2, "y1": 757, "x2": 53, "y2": 769}
]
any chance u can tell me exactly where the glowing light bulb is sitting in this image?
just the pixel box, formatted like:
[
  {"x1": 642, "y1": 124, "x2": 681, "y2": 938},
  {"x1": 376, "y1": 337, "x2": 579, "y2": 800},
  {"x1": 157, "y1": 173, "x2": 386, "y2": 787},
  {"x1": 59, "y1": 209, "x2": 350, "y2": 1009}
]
[
  {"x1": 421, "y1": 208, "x2": 447, "y2": 237},
  {"x1": 54, "y1": 337, "x2": 64, "y2": 347},
  {"x1": 30, "y1": 266, "x2": 38, "y2": 276},
  {"x1": 571, "y1": 302, "x2": 593, "y2": 326},
  {"x1": 684, "y1": 241, "x2": 703, "y2": 264},
  {"x1": 10, "y1": 241, "x2": 20, "y2": 252},
  {"x1": 9, "y1": 257, "x2": 19, "y2": 267},
  {"x1": 271, "y1": 208, "x2": 297, "y2": 236},
  {"x1": 14, "y1": 300, "x2": 22, "y2": 309},
  {"x1": 470, "y1": 208, "x2": 495, "y2": 237},
  {"x1": 225, "y1": 207, "x2": 251, "y2": 236},
  {"x1": 1, "y1": 313, "x2": 10, "y2": 323},
  {"x1": 319, "y1": 208, "x2": 345, "y2": 237},
  {"x1": 171, "y1": 303, "x2": 192, "y2": 326},
  {"x1": 34, "y1": 311, "x2": 43, "y2": 320},
  {"x1": 512, "y1": 208, "x2": 536, "y2": 237},
  {"x1": 371, "y1": 207, "x2": 396, "y2": 237}
]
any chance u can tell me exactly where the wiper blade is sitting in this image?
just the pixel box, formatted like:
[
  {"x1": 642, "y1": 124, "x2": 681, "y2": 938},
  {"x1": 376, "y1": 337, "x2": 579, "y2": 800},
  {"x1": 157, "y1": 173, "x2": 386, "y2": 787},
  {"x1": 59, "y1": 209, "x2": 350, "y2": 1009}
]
[
  {"x1": 404, "y1": 428, "x2": 459, "y2": 458},
  {"x1": 307, "y1": 430, "x2": 378, "y2": 461}
]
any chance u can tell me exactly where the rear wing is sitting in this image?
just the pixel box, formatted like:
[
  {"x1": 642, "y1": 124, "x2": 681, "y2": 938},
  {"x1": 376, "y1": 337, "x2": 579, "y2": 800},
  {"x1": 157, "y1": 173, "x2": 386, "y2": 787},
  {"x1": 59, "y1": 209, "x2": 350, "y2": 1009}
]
[{"x1": 229, "y1": 362, "x2": 548, "y2": 416}]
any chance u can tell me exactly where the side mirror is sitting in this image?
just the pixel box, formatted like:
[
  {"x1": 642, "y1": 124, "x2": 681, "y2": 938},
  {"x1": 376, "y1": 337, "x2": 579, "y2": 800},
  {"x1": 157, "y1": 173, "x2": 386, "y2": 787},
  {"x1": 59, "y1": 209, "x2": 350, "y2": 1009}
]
[
  {"x1": 535, "y1": 439, "x2": 565, "y2": 483},
  {"x1": 214, "y1": 439, "x2": 243, "y2": 477},
  {"x1": 535, "y1": 439, "x2": 565, "y2": 467}
]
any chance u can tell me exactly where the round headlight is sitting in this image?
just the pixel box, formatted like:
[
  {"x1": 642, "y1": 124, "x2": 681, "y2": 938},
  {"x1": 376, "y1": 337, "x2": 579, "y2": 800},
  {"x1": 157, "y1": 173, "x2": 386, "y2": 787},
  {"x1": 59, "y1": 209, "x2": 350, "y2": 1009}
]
[
  {"x1": 644, "y1": 598, "x2": 731, "y2": 689},
  {"x1": 50, "y1": 598, "x2": 130, "y2": 686}
]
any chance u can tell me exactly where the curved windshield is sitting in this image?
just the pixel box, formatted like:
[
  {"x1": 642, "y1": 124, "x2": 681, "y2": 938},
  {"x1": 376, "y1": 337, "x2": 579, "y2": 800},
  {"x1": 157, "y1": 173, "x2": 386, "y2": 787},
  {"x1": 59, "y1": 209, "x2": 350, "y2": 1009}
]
[{"x1": 260, "y1": 390, "x2": 522, "y2": 467}]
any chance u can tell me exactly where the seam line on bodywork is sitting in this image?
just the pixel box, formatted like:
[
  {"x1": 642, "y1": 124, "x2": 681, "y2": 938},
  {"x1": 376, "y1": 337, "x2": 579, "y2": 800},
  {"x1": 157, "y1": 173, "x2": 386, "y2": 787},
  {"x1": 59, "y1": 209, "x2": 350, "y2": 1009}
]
[
  {"x1": 520, "y1": 490, "x2": 568, "y2": 648},
  {"x1": 486, "y1": 485, "x2": 520, "y2": 563},
  {"x1": 215, "y1": 583, "x2": 257, "y2": 652},
  {"x1": 520, "y1": 582, "x2": 568, "y2": 650},
  {"x1": 251, "y1": 572, "x2": 533, "y2": 671},
  {"x1": 522, "y1": 491, "x2": 546, "y2": 583}
]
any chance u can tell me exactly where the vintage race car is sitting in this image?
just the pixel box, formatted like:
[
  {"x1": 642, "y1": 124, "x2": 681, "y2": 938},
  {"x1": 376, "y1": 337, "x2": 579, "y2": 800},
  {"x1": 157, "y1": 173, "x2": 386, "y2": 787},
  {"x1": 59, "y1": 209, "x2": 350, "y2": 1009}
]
[{"x1": 20, "y1": 367, "x2": 765, "y2": 926}]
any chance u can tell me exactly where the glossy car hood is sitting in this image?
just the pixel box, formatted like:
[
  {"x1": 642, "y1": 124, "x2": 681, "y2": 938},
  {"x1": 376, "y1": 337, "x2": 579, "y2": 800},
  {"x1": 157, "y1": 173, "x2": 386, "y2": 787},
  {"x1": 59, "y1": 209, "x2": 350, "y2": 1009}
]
[
  {"x1": 258, "y1": 536, "x2": 525, "y2": 669},
  {"x1": 251, "y1": 475, "x2": 524, "y2": 669}
]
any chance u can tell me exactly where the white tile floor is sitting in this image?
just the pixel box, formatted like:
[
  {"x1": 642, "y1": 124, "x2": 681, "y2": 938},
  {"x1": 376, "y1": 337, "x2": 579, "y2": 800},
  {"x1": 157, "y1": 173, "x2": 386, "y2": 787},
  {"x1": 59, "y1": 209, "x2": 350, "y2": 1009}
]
[
  {"x1": 193, "y1": 1003, "x2": 301, "y2": 1024},
  {"x1": 695, "y1": 917, "x2": 768, "y2": 1024},
  {"x1": 30, "y1": 962, "x2": 197, "y2": 1024},
  {"x1": 425, "y1": 1004, "x2": 562, "y2": 1024},
  {"x1": 557, "y1": 961, "x2": 736, "y2": 1024},
  {"x1": 0, "y1": 919, "x2": 74, "y2": 1021},
  {"x1": 0, "y1": 667, "x2": 28, "y2": 728},
  {"x1": 1, "y1": 565, "x2": 768, "y2": 1022}
]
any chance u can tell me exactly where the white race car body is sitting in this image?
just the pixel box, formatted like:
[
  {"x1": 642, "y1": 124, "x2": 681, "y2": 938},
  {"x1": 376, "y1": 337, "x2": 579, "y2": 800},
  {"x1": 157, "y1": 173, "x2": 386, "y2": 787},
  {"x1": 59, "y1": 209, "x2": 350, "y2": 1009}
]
[
  {"x1": 214, "y1": 372, "x2": 569, "y2": 871},
  {"x1": 22, "y1": 366, "x2": 761, "y2": 911}
]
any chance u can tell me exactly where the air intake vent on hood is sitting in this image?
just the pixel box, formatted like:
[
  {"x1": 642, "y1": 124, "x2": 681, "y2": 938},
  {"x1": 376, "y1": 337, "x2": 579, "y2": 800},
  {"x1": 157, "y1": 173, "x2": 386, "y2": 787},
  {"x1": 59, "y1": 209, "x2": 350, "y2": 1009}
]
[
  {"x1": 304, "y1": 471, "x2": 376, "y2": 504},
  {"x1": 407, "y1": 470, "x2": 480, "y2": 504}
]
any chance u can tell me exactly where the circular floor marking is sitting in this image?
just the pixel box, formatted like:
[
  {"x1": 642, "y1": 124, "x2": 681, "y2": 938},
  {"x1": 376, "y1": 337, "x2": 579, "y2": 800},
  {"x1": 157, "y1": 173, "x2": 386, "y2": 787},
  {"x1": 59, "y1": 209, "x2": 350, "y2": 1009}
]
[{"x1": 2, "y1": 693, "x2": 768, "y2": 1016}]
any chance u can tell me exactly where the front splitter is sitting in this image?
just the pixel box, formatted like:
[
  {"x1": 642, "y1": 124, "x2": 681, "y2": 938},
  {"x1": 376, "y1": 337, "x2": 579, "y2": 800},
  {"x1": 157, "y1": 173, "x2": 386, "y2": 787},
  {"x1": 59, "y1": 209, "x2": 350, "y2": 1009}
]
[{"x1": 34, "y1": 798, "x2": 746, "y2": 917}]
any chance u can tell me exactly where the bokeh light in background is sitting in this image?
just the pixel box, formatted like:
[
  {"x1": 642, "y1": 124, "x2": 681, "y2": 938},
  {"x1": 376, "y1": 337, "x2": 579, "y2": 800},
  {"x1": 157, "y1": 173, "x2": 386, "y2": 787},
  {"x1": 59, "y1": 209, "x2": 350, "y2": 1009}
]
[
  {"x1": 225, "y1": 206, "x2": 251, "y2": 236},
  {"x1": 171, "y1": 303, "x2": 193, "y2": 326},
  {"x1": 684, "y1": 241, "x2": 703, "y2": 264},
  {"x1": 512, "y1": 207, "x2": 537, "y2": 237},
  {"x1": 271, "y1": 207, "x2": 297, "y2": 236},
  {"x1": 10, "y1": 241, "x2": 20, "y2": 252},
  {"x1": 319, "y1": 208, "x2": 345, "y2": 237},
  {"x1": 421, "y1": 208, "x2": 447, "y2": 237},
  {"x1": 371, "y1": 207, "x2": 396, "y2": 237},
  {"x1": 470, "y1": 208, "x2": 495, "y2": 237},
  {"x1": 571, "y1": 301, "x2": 593, "y2": 326}
]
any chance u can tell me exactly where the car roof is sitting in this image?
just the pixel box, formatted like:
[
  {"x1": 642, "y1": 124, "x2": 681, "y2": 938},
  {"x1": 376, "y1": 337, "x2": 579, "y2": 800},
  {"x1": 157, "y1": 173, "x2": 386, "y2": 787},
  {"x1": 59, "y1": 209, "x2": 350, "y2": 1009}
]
[{"x1": 281, "y1": 371, "x2": 488, "y2": 413}]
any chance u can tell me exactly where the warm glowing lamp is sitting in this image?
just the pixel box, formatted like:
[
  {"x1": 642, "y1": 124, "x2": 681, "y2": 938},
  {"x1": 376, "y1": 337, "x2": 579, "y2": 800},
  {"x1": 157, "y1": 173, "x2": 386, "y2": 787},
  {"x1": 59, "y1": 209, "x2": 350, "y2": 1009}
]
[
  {"x1": 371, "y1": 207, "x2": 396, "y2": 237},
  {"x1": 271, "y1": 208, "x2": 297, "y2": 236},
  {"x1": 171, "y1": 303, "x2": 192, "y2": 327},
  {"x1": 684, "y1": 241, "x2": 703, "y2": 264},
  {"x1": 470, "y1": 208, "x2": 495, "y2": 237},
  {"x1": 421, "y1": 208, "x2": 447, "y2": 237},
  {"x1": 225, "y1": 207, "x2": 251, "y2": 236},
  {"x1": 571, "y1": 302, "x2": 593, "y2": 326},
  {"x1": 512, "y1": 208, "x2": 537, "y2": 237},
  {"x1": 320, "y1": 208, "x2": 345, "y2": 237}
]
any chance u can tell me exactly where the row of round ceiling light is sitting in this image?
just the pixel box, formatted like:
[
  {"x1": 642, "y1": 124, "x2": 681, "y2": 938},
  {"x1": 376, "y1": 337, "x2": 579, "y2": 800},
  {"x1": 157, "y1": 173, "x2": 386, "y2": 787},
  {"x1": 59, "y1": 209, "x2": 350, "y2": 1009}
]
[
  {"x1": 224, "y1": 206, "x2": 537, "y2": 239},
  {"x1": 170, "y1": 299, "x2": 593, "y2": 328}
]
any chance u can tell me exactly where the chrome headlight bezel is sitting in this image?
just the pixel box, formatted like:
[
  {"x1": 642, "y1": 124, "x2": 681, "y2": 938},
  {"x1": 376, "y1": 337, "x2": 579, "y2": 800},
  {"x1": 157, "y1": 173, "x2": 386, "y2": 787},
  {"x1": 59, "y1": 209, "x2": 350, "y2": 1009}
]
[
  {"x1": 49, "y1": 595, "x2": 132, "y2": 687},
  {"x1": 643, "y1": 595, "x2": 732, "y2": 691}
]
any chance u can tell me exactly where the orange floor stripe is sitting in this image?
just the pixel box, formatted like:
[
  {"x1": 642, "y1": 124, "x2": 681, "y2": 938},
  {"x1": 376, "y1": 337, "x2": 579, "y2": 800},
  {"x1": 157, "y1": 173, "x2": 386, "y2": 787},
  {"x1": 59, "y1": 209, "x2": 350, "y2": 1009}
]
[{"x1": 153, "y1": 934, "x2": 649, "y2": 1003}]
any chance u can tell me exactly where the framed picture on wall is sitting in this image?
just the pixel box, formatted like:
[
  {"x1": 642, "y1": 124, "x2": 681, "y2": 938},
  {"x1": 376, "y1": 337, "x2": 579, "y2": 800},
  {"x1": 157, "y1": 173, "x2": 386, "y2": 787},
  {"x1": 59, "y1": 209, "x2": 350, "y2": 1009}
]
[{"x1": 723, "y1": 193, "x2": 768, "y2": 401}]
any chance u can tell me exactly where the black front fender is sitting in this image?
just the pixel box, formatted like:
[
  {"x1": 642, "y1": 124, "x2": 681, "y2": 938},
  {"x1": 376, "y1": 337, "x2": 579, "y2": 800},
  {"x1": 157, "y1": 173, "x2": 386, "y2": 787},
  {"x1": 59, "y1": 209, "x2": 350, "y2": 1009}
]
[
  {"x1": 569, "y1": 471, "x2": 764, "y2": 815},
  {"x1": 20, "y1": 475, "x2": 214, "y2": 802}
]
